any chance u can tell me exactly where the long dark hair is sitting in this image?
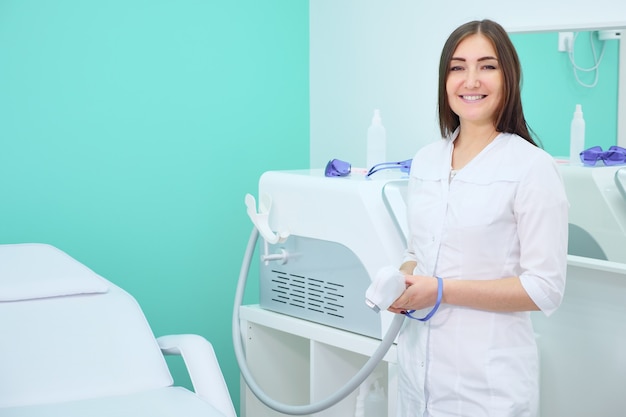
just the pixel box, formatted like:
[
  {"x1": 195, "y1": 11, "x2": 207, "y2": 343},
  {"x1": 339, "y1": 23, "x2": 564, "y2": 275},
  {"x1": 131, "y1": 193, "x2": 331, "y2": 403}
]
[{"x1": 437, "y1": 19, "x2": 537, "y2": 146}]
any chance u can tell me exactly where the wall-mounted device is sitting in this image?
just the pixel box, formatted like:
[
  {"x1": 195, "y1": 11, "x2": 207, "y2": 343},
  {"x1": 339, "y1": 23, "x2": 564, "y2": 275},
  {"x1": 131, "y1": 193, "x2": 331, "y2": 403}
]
[{"x1": 598, "y1": 29, "x2": 622, "y2": 41}]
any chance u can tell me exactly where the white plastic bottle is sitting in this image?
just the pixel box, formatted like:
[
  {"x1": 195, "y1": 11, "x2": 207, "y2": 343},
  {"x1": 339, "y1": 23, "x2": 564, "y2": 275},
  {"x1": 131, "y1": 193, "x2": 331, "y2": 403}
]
[
  {"x1": 367, "y1": 109, "x2": 387, "y2": 169},
  {"x1": 569, "y1": 104, "x2": 585, "y2": 165},
  {"x1": 364, "y1": 379, "x2": 387, "y2": 417}
]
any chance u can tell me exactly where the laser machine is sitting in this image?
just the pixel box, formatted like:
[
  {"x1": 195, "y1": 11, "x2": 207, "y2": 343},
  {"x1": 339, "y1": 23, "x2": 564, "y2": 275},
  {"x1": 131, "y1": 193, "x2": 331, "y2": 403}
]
[
  {"x1": 530, "y1": 164, "x2": 626, "y2": 417},
  {"x1": 559, "y1": 165, "x2": 626, "y2": 262},
  {"x1": 233, "y1": 168, "x2": 411, "y2": 415}
]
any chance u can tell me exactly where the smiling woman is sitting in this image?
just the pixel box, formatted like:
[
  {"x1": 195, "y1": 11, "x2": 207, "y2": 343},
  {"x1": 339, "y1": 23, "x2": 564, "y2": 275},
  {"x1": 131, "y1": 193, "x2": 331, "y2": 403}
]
[
  {"x1": 445, "y1": 34, "x2": 503, "y2": 169},
  {"x1": 391, "y1": 19, "x2": 569, "y2": 417},
  {"x1": 446, "y1": 38, "x2": 502, "y2": 130}
]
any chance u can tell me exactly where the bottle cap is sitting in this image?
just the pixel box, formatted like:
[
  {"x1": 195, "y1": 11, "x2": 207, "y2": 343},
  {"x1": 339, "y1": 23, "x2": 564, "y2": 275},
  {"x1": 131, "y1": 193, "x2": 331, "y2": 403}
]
[{"x1": 372, "y1": 109, "x2": 382, "y2": 124}]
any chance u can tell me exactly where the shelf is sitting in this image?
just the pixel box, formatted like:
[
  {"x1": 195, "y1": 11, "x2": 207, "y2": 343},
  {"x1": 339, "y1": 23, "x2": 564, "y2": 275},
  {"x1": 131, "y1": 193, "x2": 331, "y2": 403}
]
[{"x1": 239, "y1": 305, "x2": 397, "y2": 417}]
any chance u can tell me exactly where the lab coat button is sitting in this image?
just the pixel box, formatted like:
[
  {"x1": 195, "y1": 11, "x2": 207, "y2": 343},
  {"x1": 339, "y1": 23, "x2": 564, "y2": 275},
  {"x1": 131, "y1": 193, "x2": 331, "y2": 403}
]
[{"x1": 420, "y1": 362, "x2": 425, "y2": 367}]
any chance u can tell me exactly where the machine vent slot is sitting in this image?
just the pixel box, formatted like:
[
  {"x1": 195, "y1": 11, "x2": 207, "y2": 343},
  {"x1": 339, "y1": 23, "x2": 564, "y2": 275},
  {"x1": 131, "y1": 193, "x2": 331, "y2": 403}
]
[{"x1": 269, "y1": 269, "x2": 346, "y2": 319}]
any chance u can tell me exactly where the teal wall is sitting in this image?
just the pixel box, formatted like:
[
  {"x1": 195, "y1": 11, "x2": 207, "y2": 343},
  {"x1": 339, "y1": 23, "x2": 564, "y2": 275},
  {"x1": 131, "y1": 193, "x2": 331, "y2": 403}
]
[
  {"x1": 510, "y1": 31, "x2": 619, "y2": 157},
  {"x1": 0, "y1": 0, "x2": 309, "y2": 411}
]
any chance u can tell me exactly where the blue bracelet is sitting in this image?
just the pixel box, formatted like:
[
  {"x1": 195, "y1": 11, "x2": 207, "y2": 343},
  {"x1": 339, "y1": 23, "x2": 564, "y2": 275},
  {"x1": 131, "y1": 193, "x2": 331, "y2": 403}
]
[{"x1": 404, "y1": 276, "x2": 443, "y2": 322}]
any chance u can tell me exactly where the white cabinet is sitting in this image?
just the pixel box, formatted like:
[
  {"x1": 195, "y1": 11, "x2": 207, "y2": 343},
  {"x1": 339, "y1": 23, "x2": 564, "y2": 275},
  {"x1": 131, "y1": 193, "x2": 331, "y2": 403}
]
[{"x1": 239, "y1": 305, "x2": 398, "y2": 417}]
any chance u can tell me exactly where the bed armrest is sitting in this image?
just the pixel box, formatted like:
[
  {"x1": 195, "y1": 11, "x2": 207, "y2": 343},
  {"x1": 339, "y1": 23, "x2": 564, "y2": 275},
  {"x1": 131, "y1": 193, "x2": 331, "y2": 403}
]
[{"x1": 157, "y1": 334, "x2": 236, "y2": 417}]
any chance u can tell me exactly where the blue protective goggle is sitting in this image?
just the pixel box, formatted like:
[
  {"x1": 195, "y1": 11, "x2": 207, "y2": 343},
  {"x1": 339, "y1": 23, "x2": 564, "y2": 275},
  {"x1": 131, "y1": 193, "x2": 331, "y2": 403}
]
[
  {"x1": 579, "y1": 146, "x2": 626, "y2": 166},
  {"x1": 324, "y1": 158, "x2": 412, "y2": 178}
]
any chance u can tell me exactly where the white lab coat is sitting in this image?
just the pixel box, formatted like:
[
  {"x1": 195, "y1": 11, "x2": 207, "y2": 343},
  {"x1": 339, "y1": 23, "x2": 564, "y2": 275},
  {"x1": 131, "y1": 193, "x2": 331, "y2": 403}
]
[{"x1": 397, "y1": 131, "x2": 568, "y2": 417}]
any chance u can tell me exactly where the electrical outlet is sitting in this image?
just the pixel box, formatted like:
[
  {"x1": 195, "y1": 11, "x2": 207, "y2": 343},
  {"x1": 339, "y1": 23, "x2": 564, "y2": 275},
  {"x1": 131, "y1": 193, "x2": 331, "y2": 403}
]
[{"x1": 558, "y1": 32, "x2": 574, "y2": 52}]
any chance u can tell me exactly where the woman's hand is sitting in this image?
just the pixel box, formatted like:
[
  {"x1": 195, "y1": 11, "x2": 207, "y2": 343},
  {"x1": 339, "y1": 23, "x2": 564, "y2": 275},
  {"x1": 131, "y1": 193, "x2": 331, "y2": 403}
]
[{"x1": 388, "y1": 274, "x2": 440, "y2": 314}]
